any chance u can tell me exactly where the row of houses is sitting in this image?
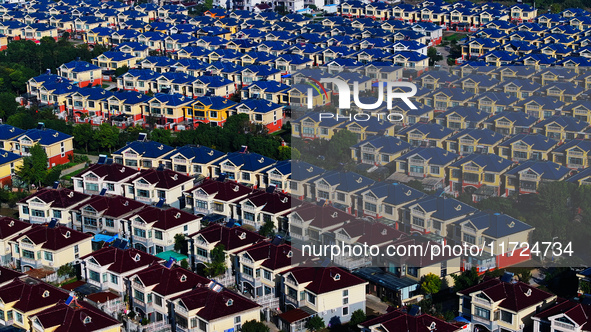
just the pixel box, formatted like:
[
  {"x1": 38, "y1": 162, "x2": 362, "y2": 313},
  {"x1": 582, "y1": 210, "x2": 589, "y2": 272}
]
[{"x1": 0, "y1": 124, "x2": 74, "y2": 183}]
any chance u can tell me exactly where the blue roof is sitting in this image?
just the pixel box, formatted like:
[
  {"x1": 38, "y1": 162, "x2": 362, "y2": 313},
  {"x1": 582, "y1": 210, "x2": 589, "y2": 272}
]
[
  {"x1": 0, "y1": 124, "x2": 25, "y2": 141},
  {"x1": 218, "y1": 152, "x2": 276, "y2": 172},
  {"x1": 111, "y1": 90, "x2": 152, "y2": 104},
  {"x1": 316, "y1": 170, "x2": 375, "y2": 192},
  {"x1": 14, "y1": 129, "x2": 72, "y2": 145},
  {"x1": 113, "y1": 141, "x2": 174, "y2": 158},
  {"x1": 506, "y1": 160, "x2": 571, "y2": 180},
  {"x1": 413, "y1": 195, "x2": 478, "y2": 221},
  {"x1": 450, "y1": 153, "x2": 514, "y2": 173},
  {"x1": 192, "y1": 96, "x2": 237, "y2": 109},
  {"x1": 353, "y1": 136, "x2": 411, "y2": 155},
  {"x1": 152, "y1": 93, "x2": 193, "y2": 106},
  {"x1": 165, "y1": 145, "x2": 224, "y2": 164},
  {"x1": 61, "y1": 60, "x2": 100, "y2": 72},
  {"x1": 534, "y1": 116, "x2": 588, "y2": 133},
  {"x1": 365, "y1": 182, "x2": 425, "y2": 205},
  {"x1": 238, "y1": 99, "x2": 282, "y2": 114},
  {"x1": 291, "y1": 160, "x2": 325, "y2": 181},
  {"x1": 449, "y1": 128, "x2": 505, "y2": 146},
  {"x1": 398, "y1": 123, "x2": 454, "y2": 140},
  {"x1": 98, "y1": 51, "x2": 135, "y2": 62},
  {"x1": 500, "y1": 134, "x2": 558, "y2": 151},
  {"x1": 397, "y1": 147, "x2": 459, "y2": 166},
  {"x1": 243, "y1": 81, "x2": 290, "y2": 93},
  {"x1": 457, "y1": 211, "x2": 533, "y2": 238},
  {"x1": 486, "y1": 111, "x2": 538, "y2": 128},
  {"x1": 0, "y1": 148, "x2": 21, "y2": 166}
]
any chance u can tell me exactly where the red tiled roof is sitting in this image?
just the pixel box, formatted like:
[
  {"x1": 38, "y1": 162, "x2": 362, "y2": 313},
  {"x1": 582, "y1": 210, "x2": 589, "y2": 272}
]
[
  {"x1": 32, "y1": 300, "x2": 120, "y2": 332},
  {"x1": 128, "y1": 169, "x2": 193, "y2": 189},
  {"x1": 174, "y1": 287, "x2": 260, "y2": 321},
  {"x1": 80, "y1": 247, "x2": 163, "y2": 274},
  {"x1": 191, "y1": 224, "x2": 265, "y2": 251},
  {"x1": 134, "y1": 264, "x2": 210, "y2": 296},
  {"x1": 61, "y1": 280, "x2": 86, "y2": 291},
  {"x1": 74, "y1": 195, "x2": 145, "y2": 218},
  {"x1": 242, "y1": 191, "x2": 292, "y2": 214},
  {"x1": 86, "y1": 292, "x2": 120, "y2": 304},
  {"x1": 132, "y1": 206, "x2": 199, "y2": 230},
  {"x1": 278, "y1": 308, "x2": 310, "y2": 324},
  {"x1": 19, "y1": 188, "x2": 90, "y2": 208},
  {"x1": 77, "y1": 163, "x2": 139, "y2": 182},
  {"x1": 361, "y1": 310, "x2": 460, "y2": 332},
  {"x1": 292, "y1": 203, "x2": 352, "y2": 229},
  {"x1": 339, "y1": 219, "x2": 406, "y2": 246},
  {"x1": 459, "y1": 278, "x2": 555, "y2": 312},
  {"x1": 187, "y1": 179, "x2": 254, "y2": 202},
  {"x1": 243, "y1": 242, "x2": 297, "y2": 271},
  {"x1": 18, "y1": 224, "x2": 92, "y2": 251},
  {"x1": 534, "y1": 298, "x2": 591, "y2": 328},
  {"x1": 0, "y1": 217, "x2": 31, "y2": 240},
  {"x1": 285, "y1": 267, "x2": 367, "y2": 295},
  {"x1": 0, "y1": 266, "x2": 23, "y2": 284},
  {"x1": 9, "y1": 277, "x2": 70, "y2": 312}
]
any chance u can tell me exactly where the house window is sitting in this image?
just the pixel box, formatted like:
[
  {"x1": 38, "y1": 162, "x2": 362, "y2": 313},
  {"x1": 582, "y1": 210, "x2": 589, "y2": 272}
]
[
  {"x1": 134, "y1": 289, "x2": 145, "y2": 302},
  {"x1": 500, "y1": 310, "x2": 513, "y2": 324},
  {"x1": 343, "y1": 307, "x2": 349, "y2": 316},
  {"x1": 474, "y1": 306, "x2": 490, "y2": 320},
  {"x1": 53, "y1": 210, "x2": 62, "y2": 219},
  {"x1": 105, "y1": 218, "x2": 115, "y2": 228},
  {"x1": 89, "y1": 270, "x2": 100, "y2": 282},
  {"x1": 263, "y1": 270, "x2": 271, "y2": 280},
  {"x1": 307, "y1": 292, "x2": 316, "y2": 305},
  {"x1": 197, "y1": 248, "x2": 208, "y2": 258},
  {"x1": 22, "y1": 250, "x2": 34, "y2": 259},
  {"x1": 110, "y1": 274, "x2": 118, "y2": 284},
  {"x1": 243, "y1": 266, "x2": 253, "y2": 276},
  {"x1": 463, "y1": 234, "x2": 476, "y2": 244},
  {"x1": 155, "y1": 230, "x2": 163, "y2": 240},
  {"x1": 134, "y1": 228, "x2": 146, "y2": 238},
  {"x1": 22, "y1": 206, "x2": 29, "y2": 215},
  {"x1": 384, "y1": 205, "x2": 393, "y2": 215}
]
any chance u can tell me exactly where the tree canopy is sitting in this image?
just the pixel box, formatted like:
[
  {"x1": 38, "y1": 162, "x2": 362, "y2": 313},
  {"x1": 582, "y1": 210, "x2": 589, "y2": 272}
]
[{"x1": 16, "y1": 143, "x2": 48, "y2": 188}]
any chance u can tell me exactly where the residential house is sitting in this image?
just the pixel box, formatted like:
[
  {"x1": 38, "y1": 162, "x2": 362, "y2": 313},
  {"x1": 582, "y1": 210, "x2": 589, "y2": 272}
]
[
  {"x1": 10, "y1": 223, "x2": 92, "y2": 272},
  {"x1": 214, "y1": 151, "x2": 277, "y2": 188},
  {"x1": 0, "y1": 149, "x2": 22, "y2": 187},
  {"x1": 453, "y1": 211, "x2": 534, "y2": 272},
  {"x1": 9, "y1": 128, "x2": 74, "y2": 168},
  {"x1": 17, "y1": 188, "x2": 91, "y2": 225},
  {"x1": 57, "y1": 60, "x2": 102, "y2": 88},
  {"x1": 282, "y1": 267, "x2": 368, "y2": 324},
  {"x1": 72, "y1": 163, "x2": 140, "y2": 196},
  {"x1": 503, "y1": 160, "x2": 571, "y2": 195},
  {"x1": 71, "y1": 195, "x2": 145, "y2": 235},
  {"x1": 124, "y1": 168, "x2": 194, "y2": 208},
  {"x1": 80, "y1": 247, "x2": 163, "y2": 295},
  {"x1": 498, "y1": 134, "x2": 559, "y2": 162},
  {"x1": 0, "y1": 217, "x2": 31, "y2": 266},
  {"x1": 457, "y1": 277, "x2": 556, "y2": 332},
  {"x1": 126, "y1": 206, "x2": 200, "y2": 255},
  {"x1": 400, "y1": 195, "x2": 478, "y2": 236},
  {"x1": 351, "y1": 136, "x2": 412, "y2": 166},
  {"x1": 112, "y1": 141, "x2": 175, "y2": 170}
]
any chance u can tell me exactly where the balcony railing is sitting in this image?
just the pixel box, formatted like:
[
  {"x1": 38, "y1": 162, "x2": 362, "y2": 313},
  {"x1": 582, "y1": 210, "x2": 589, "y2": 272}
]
[
  {"x1": 473, "y1": 297, "x2": 490, "y2": 305},
  {"x1": 520, "y1": 173, "x2": 538, "y2": 180},
  {"x1": 29, "y1": 216, "x2": 48, "y2": 223},
  {"x1": 242, "y1": 205, "x2": 256, "y2": 213},
  {"x1": 135, "y1": 182, "x2": 150, "y2": 188},
  {"x1": 241, "y1": 273, "x2": 255, "y2": 284},
  {"x1": 553, "y1": 322, "x2": 575, "y2": 331},
  {"x1": 29, "y1": 202, "x2": 46, "y2": 208},
  {"x1": 269, "y1": 173, "x2": 283, "y2": 181},
  {"x1": 409, "y1": 171, "x2": 425, "y2": 177}
]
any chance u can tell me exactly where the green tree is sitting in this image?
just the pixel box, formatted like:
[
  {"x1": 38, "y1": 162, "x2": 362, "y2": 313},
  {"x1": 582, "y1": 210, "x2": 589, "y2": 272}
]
[
  {"x1": 517, "y1": 269, "x2": 532, "y2": 284},
  {"x1": 451, "y1": 267, "x2": 479, "y2": 292},
  {"x1": 114, "y1": 65, "x2": 129, "y2": 77},
  {"x1": 305, "y1": 316, "x2": 325, "y2": 331},
  {"x1": 349, "y1": 309, "x2": 367, "y2": 329},
  {"x1": 57, "y1": 263, "x2": 76, "y2": 278},
  {"x1": 407, "y1": 179, "x2": 425, "y2": 192},
  {"x1": 0, "y1": 92, "x2": 18, "y2": 120},
  {"x1": 16, "y1": 143, "x2": 48, "y2": 188},
  {"x1": 277, "y1": 146, "x2": 300, "y2": 160},
  {"x1": 327, "y1": 129, "x2": 357, "y2": 161},
  {"x1": 6, "y1": 112, "x2": 36, "y2": 129},
  {"x1": 205, "y1": 244, "x2": 227, "y2": 277},
  {"x1": 580, "y1": 280, "x2": 591, "y2": 294},
  {"x1": 240, "y1": 320, "x2": 269, "y2": 332},
  {"x1": 93, "y1": 123, "x2": 119, "y2": 153},
  {"x1": 73, "y1": 123, "x2": 94, "y2": 153},
  {"x1": 180, "y1": 259, "x2": 190, "y2": 270},
  {"x1": 150, "y1": 128, "x2": 173, "y2": 145},
  {"x1": 421, "y1": 273, "x2": 442, "y2": 297},
  {"x1": 427, "y1": 47, "x2": 443, "y2": 66},
  {"x1": 174, "y1": 234, "x2": 187, "y2": 254},
  {"x1": 258, "y1": 219, "x2": 275, "y2": 238}
]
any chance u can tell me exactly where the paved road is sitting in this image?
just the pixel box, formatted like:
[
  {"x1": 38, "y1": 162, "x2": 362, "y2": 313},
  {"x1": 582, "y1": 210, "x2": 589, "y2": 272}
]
[{"x1": 366, "y1": 294, "x2": 389, "y2": 315}]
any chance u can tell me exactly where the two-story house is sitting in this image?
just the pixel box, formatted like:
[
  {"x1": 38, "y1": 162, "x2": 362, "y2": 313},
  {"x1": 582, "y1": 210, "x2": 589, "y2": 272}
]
[
  {"x1": 448, "y1": 154, "x2": 514, "y2": 197},
  {"x1": 164, "y1": 145, "x2": 225, "y2": 178},
  {"x1": 112, "y1": 140, "x2": 175, "y2": 170},
  {"x1": 281, "y1": 267, "x2": 368, "y2": 325},
  {"x1": 401, "y1": 195, "x2": 478, "y2": 236},
  {"x1": 214, "y1": 151, "x2": 277, "y2": 187},
  {"x1": 17, "y1": 188, "x2": 91, "y2": 225},
  {"x1": 72, "y1": 163, "x2": 140, "y2": 196},
  {"x1": 457, "y1": 276, "x2": 555, "y2": 332},
  {"x1": 235, "y1": 191, "x2": 293, "y2": 232},
  {"x1": 503, "y1": 160, "x2": 572, "y2": 195},
  {"x1": 80, "y1": 246, "x2": 163, "y2": 295},
  {"x1": 0, "y1": 217, "x2": 32, "y2": 266},
  {"x1": 126, "y1": 206, "x2": 200, "y2": 255},
  {"x1": 125, "y1": 169, "x2": 194, "y2": 208},
  {"x1": 9, "y1": 128, "x2": 74, "y2": 168},
  {"x1": 185, "y1": 179, "x2": 253, "y2": 219},
  {"x1": 10, "y1": 223, "x2": 92, "y2": 272},
  {"x1": 72, "y1": 195, "x2": 145, "y2": 235}
]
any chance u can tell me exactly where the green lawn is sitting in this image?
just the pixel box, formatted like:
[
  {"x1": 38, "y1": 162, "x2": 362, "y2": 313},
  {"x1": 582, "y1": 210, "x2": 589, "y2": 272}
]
[{"x1": 443, "y1": 33, "x2": 464, "y2": 42}]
